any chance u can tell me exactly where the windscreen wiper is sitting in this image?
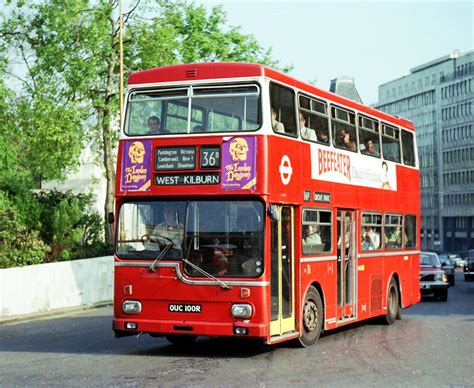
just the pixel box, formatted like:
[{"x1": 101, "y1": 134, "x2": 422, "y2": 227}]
[
  {"x1": 148, "y1": 235, "x2": 173, "y2": 272},
  {"x1": 179, "y1": 203, "x2": 230, "y2": 289},
  {"x1": 181, "y1": 254, "x2": 231, "y2": 290}
]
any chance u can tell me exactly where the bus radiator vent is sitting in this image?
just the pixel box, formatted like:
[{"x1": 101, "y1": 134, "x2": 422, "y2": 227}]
[{"x1": 186, "y1": 69, "x2": 197, "y2": 78}]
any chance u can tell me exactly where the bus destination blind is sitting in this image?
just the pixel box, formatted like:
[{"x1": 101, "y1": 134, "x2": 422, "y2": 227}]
[
  {"x1": 155, "y1": 146, "x2": 196, "y2": 170},
  {"x1": 154, "y1": 173, "x2": 220, "y2": 186}
]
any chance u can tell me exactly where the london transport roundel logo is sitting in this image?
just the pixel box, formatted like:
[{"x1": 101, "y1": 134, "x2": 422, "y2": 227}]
[{"x1": 279, "y1": 155, "x2": 293, "y2": 185}]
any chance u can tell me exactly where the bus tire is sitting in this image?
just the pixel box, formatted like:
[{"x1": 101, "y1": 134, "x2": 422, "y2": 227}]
[
  {"x1": 165, "y1": 334, "x2": 197, "y2": 346},
  {"x1": 298, "y1": 286, "x2": 323, "y2": 347},
  {"x1": 383, "y1": 278, "x2": 399, "y2": 325}
]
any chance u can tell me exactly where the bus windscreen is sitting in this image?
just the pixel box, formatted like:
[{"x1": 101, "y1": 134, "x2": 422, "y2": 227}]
[
  {"x1": 125, "y1": 85, "x2": 261, "y2": 136},
  {"x1": 116, "y1": 200, "x2": 264, "y2": 278}
]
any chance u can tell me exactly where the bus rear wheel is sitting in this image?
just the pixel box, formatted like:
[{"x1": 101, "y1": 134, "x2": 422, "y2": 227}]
[
  {"x1": 298, "y1": 286, "x2": 323, "y2": 347},
  {"x1": 382, "y1": 278, "x2": 399, "y2": 325},
  {"x1": 165, "y1": 334, "x2": 197, "y2": 346}
]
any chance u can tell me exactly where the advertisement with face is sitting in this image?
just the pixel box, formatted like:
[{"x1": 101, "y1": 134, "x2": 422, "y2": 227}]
[
  {"x1": 311, "y1": 143, "x2": 397, "y2": 191},
  {"x1": 120, "y1": 140, "x2": 152, "y2": 191},
  {"x1": 221, "y1": 136, "x2": 257, "y2": 190}
]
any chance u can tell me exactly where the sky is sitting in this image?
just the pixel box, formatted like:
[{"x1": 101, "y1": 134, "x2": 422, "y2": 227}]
[{"x1": 196, "y1": 0, "x2": 473, "y2": 105}]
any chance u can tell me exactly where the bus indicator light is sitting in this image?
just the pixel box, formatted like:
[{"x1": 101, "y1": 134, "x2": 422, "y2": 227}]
[
  {"x1": 240, "y1": 288, "x2": 250, "y2": 298},
  {"x1": 124, "y1": 285, "x2": 132, "y2": 295}
]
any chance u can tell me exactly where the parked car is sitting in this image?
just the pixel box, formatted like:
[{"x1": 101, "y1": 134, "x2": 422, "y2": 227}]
[
  {"x1": 420, "y1": 252, "x2": 449, "y2": 301},
  {"x1": 438, "y1": 255, "x2": 456, "y2": 286},
  {"x1": 464, "y1": 250, "x2": 474, "y2": 281}
]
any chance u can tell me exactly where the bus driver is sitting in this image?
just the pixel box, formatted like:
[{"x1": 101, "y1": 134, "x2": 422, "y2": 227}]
[{"x1": 150, "y1": 206, "x2": 183, "y2": 250}]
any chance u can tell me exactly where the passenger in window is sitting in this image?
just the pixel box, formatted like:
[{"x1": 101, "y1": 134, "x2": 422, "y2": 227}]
[
  {"x1": 367, "y1": 227, "x2": 380, "y2": 249},
  {"x1": 338, "y1": 129, "x2": 357, "y2": 151},
  {"x1": 148, "y1": 116, "x2": 169, "y2": 134},
  {"x1": 362, "y1": 232, "x2": 375, "y2": 251},
  {"x1": 299, "y1": 112, "x2": 316, "y2": 141},
  {"x1": 271, "y1": 108, "x2": 285, "y2": 133},
  {"x1": 203, "y1": 245, "x2": 228, "y2": 276},
  {"x1": 303, "y1": 224, "x2": 325, "y2": 255},
  {"x1": 237, "y1": 239, "x2": 262, "y2": 276},
  {"x1": 361, "y1": 227, "x2": 379, "y2": 250},
  {"x1": 386, "y1": 226, "x2": 402, "y2": 248},
  {"x1": 193, "y1": 125, "x2": 204, "y2": 133},
  {"x1": 303, "y1": 225, "x2": 322, "y2": 245},
  {"x1": 363, "y1": 139, "x2": 377, "y2": 156},
  {"x1": 148, "y1": 116, "x2": 161, "y2": 134},
  {"x1": 317, "y1": 128, "x2": 329, "y2": 143}
]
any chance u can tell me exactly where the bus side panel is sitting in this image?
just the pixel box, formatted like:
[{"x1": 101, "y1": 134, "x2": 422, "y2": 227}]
[
  {"x1": 299, "y1": 260, "x2": 338, "y2": 330},
  {"x1": 357, "y1": 257, "x2": 385, "y2": 320}
]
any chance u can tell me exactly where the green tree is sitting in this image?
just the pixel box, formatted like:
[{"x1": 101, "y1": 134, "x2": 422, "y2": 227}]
[
  {"x1": 1, "y1": 0, "x2": 288, "y2": 244},
  {"x1": 0, "y1": 192, "x2": 50, "y2": 268}
]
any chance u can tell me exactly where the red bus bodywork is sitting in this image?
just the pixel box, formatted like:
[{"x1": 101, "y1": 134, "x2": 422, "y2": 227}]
[{"x1": 113, "y1": 63, "x2": 420, "y2": 345}]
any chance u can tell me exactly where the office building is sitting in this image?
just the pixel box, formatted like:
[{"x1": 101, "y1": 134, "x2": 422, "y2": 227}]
[{"x1": 375, "y1": 50, "x2": 474, "y2": 253}]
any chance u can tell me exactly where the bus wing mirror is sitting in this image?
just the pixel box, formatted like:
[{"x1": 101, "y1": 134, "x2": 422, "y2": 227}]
[
  {"x1": 107, "y1": 212, "x2": 115, "y2": 224},
  {"x1": 268, "y1": 205, "x2": 279, "y2": 222}
]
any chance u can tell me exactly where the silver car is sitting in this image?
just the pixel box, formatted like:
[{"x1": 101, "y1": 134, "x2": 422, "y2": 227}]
[{"x1": 448, "y1": 254, "x2": 464, "y2": 267}]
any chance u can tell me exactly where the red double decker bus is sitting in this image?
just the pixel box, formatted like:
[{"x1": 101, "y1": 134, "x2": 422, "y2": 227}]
[{"x1": 113, "y1": 62, "x2": 420, "y2": 346}]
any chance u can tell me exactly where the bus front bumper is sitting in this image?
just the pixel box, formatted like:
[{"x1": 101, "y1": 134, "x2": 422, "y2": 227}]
[{"x1": 113, "y1": 318, "x2": 267, "y2": 338}]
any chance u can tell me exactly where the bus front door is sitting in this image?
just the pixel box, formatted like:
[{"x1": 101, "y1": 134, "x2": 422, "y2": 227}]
[
  {"x1": 270, "y1": 206, "x2": 295, "y2": 337},
  {"x1": 336, "y1": 209, "x2": 357, "y2": 321}
]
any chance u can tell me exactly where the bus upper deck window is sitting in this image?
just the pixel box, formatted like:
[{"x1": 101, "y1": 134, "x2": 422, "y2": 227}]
[
  {"x1": 358, "y1": 115, "x2": 380, "y2": 158},
  {"x1": 124, "y1": 85, "x2": 261, "y2": 136},
  {"x1": 401, "y1": 130, "x2": 416, "y2": 167},
  {"x1": 270, "y1": 82, "x2": 297, "y2": 137},
  {"x1": 381, "y1": 124, "x2": 401, "y2": 163}
]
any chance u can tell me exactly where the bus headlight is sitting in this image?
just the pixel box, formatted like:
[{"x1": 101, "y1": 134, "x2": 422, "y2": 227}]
[
  {"x1": 123, "y1": 300, "x2": 142, "y2": 314},
  {"x1": 231, "y1": 304, "x2": 253, "y2": 318}
]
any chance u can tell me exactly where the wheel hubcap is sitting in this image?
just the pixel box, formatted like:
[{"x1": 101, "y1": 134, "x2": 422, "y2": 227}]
[{"x1": 303, "y1": 299, "x2": 318, "y2": 332}]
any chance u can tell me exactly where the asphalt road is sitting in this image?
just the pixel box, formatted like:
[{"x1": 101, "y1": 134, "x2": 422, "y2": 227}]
[{"x1": 1, "y1": 269, "x2": 473, "y2": 387}]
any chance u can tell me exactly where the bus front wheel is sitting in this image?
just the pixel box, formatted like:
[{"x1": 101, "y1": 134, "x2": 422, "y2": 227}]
[
  {"x1": 382, "y1": 278, "x2": 400, "y2": 325},
  {"x1": 298, "y1": 286, "x2": 323, "y2": 347}
]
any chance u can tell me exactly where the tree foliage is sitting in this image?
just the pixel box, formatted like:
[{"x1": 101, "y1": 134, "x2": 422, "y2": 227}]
[
  {"x1": 0, "y1": 192, "x2": 50, "y2": 268},
  {"x1": 1, "y1": 0, "x2": 287, "y2": 248}
]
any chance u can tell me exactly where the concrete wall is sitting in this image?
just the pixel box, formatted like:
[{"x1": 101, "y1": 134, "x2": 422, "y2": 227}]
[{"x1": 0, "y1": 256, "x2": 113, "y2": 319}]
